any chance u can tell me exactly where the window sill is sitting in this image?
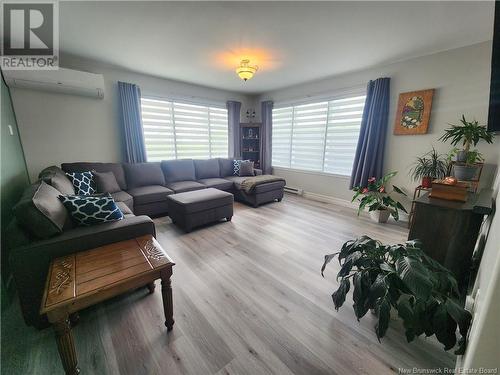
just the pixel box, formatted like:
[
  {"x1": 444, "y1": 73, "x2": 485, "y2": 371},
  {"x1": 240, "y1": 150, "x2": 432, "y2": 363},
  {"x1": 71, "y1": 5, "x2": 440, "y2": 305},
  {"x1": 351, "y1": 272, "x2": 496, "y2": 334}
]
[{"x1": 272, "y1": 166, "x2": 351, "y2": 180}]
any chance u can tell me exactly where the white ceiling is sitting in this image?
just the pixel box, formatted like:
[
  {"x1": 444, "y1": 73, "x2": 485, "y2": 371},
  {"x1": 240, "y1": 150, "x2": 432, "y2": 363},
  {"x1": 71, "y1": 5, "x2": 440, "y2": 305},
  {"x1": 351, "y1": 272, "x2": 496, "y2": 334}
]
[{"x1": 60, "y1": 1, "x2": 494, "y2": 94}]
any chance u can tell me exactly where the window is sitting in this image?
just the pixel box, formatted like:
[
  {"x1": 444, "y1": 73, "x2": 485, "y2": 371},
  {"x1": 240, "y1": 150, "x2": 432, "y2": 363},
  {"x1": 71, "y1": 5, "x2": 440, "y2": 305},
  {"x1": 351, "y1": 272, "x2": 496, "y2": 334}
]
[
  {"x1": 140, "y1": 97, "x2": 228, "y2": 161},
  {"x1": 272, "y1": 92, "x2": 366, "y2": 176}
]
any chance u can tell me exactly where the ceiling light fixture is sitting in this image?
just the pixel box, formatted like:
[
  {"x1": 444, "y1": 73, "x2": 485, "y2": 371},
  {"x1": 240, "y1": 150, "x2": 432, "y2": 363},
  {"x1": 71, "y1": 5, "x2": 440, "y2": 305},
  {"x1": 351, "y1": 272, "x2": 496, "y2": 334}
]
[{"x1": 236, "y1": 59, "x2": 258, "y2": 81}]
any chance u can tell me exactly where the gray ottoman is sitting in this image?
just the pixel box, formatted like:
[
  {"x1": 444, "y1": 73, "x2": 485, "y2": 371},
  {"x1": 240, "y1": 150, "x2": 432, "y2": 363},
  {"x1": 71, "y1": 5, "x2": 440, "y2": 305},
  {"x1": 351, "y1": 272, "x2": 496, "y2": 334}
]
[{"x1": 167, "y1": 188, "x2": 233, "y2": 232}]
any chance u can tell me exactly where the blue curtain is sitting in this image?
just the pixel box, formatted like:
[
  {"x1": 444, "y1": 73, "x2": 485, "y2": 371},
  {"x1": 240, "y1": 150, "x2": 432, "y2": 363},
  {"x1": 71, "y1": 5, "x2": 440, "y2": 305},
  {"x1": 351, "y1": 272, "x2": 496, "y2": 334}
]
[
  {"x1": 349, "y1": 77, "x2": 390, "y2": 189},
  {"x1": 118, "y1": 81, "x2": 147, "y2": 163},
  {"x1": 227, "y1": 101, "x2": 242, "y2": 158},
  {"x1": 261, "y1": 101, "x2": 273, "y2": 174}
]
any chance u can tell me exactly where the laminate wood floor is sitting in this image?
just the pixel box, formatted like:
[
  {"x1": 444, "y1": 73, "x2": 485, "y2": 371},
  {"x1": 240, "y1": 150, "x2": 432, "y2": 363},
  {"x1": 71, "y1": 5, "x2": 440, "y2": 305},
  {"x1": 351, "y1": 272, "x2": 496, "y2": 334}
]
[{"x1": 1, "y1": 194, "x2": 455, "y2": 375}]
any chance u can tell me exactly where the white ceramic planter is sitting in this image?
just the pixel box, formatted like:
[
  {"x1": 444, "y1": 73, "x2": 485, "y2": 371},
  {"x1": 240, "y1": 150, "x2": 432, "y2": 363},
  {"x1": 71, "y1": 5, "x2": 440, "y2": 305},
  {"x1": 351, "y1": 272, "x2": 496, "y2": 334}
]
[{"x1": 369, "y1": 209, "x2": 391, "y2": 223}]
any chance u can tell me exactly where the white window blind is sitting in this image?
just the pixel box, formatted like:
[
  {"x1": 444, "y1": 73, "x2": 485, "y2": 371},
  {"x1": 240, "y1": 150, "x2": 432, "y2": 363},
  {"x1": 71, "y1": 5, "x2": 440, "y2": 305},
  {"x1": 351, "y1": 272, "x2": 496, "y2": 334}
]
[
  {"x1": 291, "y1": 101, "x2": 328, "y2": 171},
  {"x1": 141, "y1": 97, "x2": 176, "y2": 161},
  {"x1": 271, "y1": 107, "x2": 293, "y2": 168},
  {"x1": 272, "y1": 92, "x2": 365, "y2": 176},
  {"x1": 324, "y1": 95, "x2": 366, "y2": 175},
  {"x1": 140, "y1": 97, "x2": 228, "y2": 161}
]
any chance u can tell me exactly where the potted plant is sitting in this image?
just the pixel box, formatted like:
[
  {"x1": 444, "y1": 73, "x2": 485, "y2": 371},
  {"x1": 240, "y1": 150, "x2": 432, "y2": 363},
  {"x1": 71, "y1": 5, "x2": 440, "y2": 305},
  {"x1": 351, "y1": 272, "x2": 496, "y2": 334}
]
[
  {"x1": 447, "y1": 148, "x2": 484, "y2": 181},
  {"x1": 409, "y1": 147, "x2": 449, "y2": 188},
  {"x1": 439, "y1": 115, "x2": 494, "y2": 181},
  {"x1": 352, "y1": 172, "x2": 407, "y2": 223},
  {"x1": 321, "y1": 236, "x2": 472, "y2": 355}
]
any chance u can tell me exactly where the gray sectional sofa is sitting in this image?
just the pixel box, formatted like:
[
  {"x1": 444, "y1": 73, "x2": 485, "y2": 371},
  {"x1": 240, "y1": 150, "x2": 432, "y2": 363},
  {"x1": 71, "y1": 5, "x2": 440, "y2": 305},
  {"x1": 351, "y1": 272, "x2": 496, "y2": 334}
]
[
  {"x1": 6, "y1": 158, "x2": 285, "y2": 328},
  {"x1": 62, "y1": 158, "x2": 285, "y2": 215}
]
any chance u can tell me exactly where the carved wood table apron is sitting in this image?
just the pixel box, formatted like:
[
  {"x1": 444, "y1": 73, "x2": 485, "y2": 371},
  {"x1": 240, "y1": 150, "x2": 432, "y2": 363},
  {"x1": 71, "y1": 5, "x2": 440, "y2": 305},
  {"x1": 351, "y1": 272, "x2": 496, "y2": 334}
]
[{"x1": 40, "y1": 235, "x2": 175, "y2": 375}]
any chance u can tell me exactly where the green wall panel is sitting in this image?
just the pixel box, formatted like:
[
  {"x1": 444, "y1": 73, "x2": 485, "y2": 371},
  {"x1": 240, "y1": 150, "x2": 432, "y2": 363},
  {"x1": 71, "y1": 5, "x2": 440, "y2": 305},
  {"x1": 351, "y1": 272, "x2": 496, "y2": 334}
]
[{"x1": 1, "y1": 72, "x2": 29, "y2": 305}]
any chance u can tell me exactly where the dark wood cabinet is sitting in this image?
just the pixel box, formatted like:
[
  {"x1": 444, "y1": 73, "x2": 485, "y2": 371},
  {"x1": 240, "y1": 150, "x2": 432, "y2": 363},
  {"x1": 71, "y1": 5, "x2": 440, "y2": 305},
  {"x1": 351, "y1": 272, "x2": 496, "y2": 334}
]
[{"x1": 408, "y1": 191, "x2": 492, "y2": 293}]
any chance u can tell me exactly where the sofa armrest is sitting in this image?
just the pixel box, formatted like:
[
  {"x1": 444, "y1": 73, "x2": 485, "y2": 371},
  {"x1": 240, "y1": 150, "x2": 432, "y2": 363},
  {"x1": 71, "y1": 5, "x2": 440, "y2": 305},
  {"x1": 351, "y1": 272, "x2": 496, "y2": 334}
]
[
  {"x1": 254, "y1": 168, "x2": 263, "y2": 176},
  {"x1": 10, "y1": 215, "x2": 156, "y2": 328}
]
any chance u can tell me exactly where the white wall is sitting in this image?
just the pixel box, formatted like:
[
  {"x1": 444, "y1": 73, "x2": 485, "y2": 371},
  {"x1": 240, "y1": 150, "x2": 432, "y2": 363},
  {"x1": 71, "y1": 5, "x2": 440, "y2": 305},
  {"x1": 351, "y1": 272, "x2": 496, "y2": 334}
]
[
  {"x1": 259, "y1": 42, "x2": 499, "y2": 205},
  {"x1": 461, "y1": 152, "x2": 500, "y2": 369},
  {"x1": 10, "y1": 54, "x2": 256, "y2": 181}
]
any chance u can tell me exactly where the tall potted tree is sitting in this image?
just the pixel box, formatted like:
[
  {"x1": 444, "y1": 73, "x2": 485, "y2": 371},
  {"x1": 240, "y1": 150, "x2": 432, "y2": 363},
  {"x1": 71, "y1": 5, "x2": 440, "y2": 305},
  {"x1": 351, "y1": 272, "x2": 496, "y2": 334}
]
[
  {"x1": 439, "y1": 115, "x2": 494, "y2": 181},
  {"x1": 410, "y1": 148, "x2": 449, "y2": 188}
]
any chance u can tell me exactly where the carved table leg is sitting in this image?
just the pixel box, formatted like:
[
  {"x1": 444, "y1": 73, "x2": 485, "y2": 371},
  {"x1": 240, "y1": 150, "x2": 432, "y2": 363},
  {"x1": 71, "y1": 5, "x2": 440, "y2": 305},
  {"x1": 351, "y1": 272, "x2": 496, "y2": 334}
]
[
  {"x1": 147, "y1": 282, "x2": 156, "y2": 294},
  {"x1": 160, "y1": 269, "x2": 174, "y2": 331},
  {"x1": 53, "y1": 316, "x2": 80, "y2": 375}
]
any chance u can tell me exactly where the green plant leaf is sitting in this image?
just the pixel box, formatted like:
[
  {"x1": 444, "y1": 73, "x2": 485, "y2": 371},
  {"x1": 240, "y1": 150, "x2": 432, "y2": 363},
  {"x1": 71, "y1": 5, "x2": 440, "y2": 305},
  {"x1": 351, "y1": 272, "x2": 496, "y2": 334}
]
[
  {"x1": 412, "y1": 299, "x2": 427, "y2": 336},
  {"x1": 397, "y1": 295, "x2": 416, "y2": 342},
  {"x1": 380, "y1": 171, "x2": 397, "y2": 185},
  {"x1": 395, "y1": 257, "x2": 433, "y2": 300},
  {"x1": 346, "y1": 251, "x2": 362, "y2": 264},
  {"x1": 432, "y1": 303, "x2": 457, "y2": 351},
  {"x1": 392, "y1": 185, "x2": 407, "y2": 196},
  {"x1": 396, "y1": 201, "x2": 408, "y2": 213},
  {"x1": 337, "y1": 260, "x2": 354, "y2": 278},
  {"x1": 353, "y1": 271, "x2": 371, "y2": 320},
  {"x1": 321, "y1": 253, "x2": 339, "y2": 277},
  {"x1": 368, "y1": 274, "x2": 388, "y2": 307},
  {"x1": 375, "y1": 297, "x2": 391, "y2": 341},
  {"x1": 338, "y1": 240, "x2": 356, "y2": 261},
  {"x1": 423, "y1": 298, "x2": 440, "y2": 337},
  {"x1": 357, "y1": 196, "x2": 374, "y2": 214},
  {"x1": 380, "y1": 262, "x2": 395, "y2": 273},
  {"x1": 387, "y1": 273, "x2": 412, "y2": 295},
  {"x1": 331, "y1": 278, "x2": 350, "y2": 310},
  {"x1": 445, "y1": 299, "x2": 472, "y2": 337}
]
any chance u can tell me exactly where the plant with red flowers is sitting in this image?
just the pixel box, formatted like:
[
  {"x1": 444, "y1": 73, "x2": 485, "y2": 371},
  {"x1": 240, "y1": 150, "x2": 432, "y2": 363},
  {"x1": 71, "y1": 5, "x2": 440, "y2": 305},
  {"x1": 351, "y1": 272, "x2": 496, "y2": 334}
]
[{"x1": 352, "y1": 171, "x2": 407, "y2": 221}]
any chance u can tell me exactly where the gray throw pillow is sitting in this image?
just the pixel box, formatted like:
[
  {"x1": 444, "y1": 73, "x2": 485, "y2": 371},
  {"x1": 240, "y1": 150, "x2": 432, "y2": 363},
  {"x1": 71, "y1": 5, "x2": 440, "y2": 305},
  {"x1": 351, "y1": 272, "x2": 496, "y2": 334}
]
[
  {"x1": 239, "y1": 161, "x2": 254, "y2": 177},
  {"x1": 194, "y1": 159, "x2": 220, "y2": 179},
  {"x1": 38, "y1": 166, "x2": 75, "y2": 195},
  {"x1": 93, "y1": 170, "x2": 121, "y2": 193},
  {"x1": 13, "y1": 181, "x2": 69, "y2": 239},
  {"x1": 218, "y1": 158, "x2": 235, "y2": 177},
  {"x1": 123, "y1": 162, "x2": 165, "y2": 188}
]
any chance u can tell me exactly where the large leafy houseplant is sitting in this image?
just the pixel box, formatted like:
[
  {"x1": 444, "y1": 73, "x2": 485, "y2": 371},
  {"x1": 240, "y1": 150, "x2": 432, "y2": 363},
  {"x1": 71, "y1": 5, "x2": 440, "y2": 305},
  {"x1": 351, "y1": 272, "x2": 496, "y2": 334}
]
[
  {"x1": 438, "y1": 115, "x2": 494, "y2": 164},
  {"x1": 409, "y1": 148, "x2": 449, "y2": 188},
  {"x1": 439, "y1": 115, "x2": 493, "y2": 153},
  {"x1": 352, "y1": 171, "x2": 407, "y2": 223},
  {"x1": 321, "y1": 236, "x2": 472, "y2": 355},
  {"x1": 439, "y1": 115, "x2": 494, "y2": 181}
]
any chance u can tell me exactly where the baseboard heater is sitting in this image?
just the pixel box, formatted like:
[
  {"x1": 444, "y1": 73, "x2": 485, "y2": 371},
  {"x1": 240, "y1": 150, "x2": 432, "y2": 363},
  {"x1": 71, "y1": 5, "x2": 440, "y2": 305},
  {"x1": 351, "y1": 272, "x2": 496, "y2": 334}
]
[{"x1": 284, "y1": 186, "x2": 303, "y2": 195}]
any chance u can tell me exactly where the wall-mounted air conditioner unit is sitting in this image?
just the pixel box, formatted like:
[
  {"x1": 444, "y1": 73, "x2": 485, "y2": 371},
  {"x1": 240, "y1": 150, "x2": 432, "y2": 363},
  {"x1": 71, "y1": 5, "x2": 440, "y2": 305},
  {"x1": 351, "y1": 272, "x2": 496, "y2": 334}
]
[{"x1": 3, "y1": 68, "x2": 105, "y2": 99}]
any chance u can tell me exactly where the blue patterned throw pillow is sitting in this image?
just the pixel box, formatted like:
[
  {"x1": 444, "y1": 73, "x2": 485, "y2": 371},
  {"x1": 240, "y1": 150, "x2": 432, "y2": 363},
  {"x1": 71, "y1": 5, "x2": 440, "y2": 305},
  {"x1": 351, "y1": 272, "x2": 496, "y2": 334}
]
[
  {"x1": 59, "y1": 194, "x2": 123, "y2": 226},
  {"x1": 233, "y1": 160, "x2": 250, "y2": 176},
  {"x1": 66, "y1": 171, "x2": 96, "y2": 195}
]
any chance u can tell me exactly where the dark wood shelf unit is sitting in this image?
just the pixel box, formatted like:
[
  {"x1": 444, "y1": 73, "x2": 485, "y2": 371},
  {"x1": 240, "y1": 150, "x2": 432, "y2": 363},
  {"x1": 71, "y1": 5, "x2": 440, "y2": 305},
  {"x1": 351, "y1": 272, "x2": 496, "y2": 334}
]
[{"x1": 240, "y1": 123, "x2": 261, "y2": 169}]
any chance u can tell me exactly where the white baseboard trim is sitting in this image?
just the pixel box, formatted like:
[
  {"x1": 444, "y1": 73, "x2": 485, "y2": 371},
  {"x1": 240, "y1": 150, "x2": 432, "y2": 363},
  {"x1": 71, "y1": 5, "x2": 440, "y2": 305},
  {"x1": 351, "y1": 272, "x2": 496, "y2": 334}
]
[
  {"x1": 298, "y1": 190, "x2": 410, "y2": 224},
  {"x1": 301, "y1": 191, "x2": 355, "y2": 210}
]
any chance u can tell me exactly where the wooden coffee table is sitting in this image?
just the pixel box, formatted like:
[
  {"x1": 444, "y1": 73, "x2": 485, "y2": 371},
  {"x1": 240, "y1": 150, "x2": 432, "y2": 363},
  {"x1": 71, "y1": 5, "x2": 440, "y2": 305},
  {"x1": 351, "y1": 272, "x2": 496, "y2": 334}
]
[{"x1": 40, "y1": 235, "x2": 175, "y2": 375}]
